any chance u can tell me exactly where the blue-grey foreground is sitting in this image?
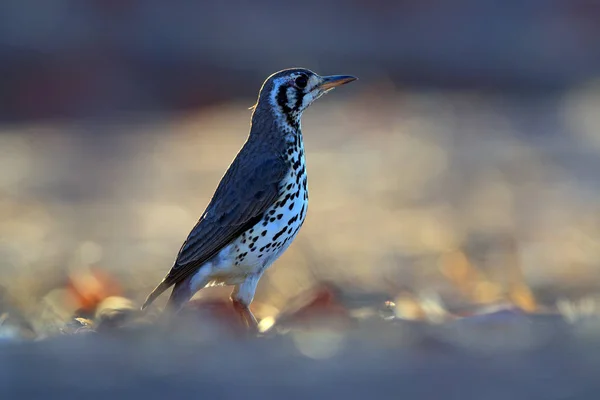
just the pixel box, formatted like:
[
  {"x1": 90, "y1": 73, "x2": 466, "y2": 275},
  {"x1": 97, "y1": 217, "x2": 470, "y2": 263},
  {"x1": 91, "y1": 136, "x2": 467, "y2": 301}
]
[{"x1": 0, "y1": 313, "x2": 595, "y2": 400}]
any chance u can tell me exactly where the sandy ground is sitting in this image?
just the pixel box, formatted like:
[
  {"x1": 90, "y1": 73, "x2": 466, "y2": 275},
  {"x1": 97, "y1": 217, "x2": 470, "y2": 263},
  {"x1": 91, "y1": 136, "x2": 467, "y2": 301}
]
[{"x1": 3, "y1": 91, "x2": 600, "y2": 398}]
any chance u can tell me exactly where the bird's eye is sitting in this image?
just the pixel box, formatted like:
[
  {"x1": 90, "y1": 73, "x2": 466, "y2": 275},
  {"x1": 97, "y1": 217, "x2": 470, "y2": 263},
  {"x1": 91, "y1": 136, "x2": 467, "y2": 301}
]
[{"x1": 295, "y1": 75, "x2": 308, "y2": 89}]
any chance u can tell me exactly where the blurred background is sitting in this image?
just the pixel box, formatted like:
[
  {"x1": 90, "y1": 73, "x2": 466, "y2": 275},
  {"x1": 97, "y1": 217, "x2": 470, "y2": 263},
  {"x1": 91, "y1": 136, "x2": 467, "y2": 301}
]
[{"x1": 3, "y1": 1, "x2": 600, "y2": 397}]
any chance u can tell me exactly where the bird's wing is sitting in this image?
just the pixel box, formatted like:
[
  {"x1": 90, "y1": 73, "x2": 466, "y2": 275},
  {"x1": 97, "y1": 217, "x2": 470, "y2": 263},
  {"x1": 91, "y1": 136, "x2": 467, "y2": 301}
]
[{"x1": 162, "y1": 152, "x2": 288, "y2": 287}]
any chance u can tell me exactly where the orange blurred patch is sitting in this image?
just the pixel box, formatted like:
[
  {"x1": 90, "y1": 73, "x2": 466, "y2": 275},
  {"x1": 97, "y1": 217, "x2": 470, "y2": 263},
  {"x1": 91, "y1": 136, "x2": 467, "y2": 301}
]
[
  {"x1": 274, "y1": 283, "x2": 353, "y2": 329},
  {"x1": 66, "y1": 267, "x2": 122, "y2": 314}
]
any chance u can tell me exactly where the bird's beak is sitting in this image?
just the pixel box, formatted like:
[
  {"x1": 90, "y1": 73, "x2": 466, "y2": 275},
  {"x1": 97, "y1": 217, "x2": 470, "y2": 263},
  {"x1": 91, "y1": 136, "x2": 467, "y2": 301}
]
[{"x1": 318, "y1": 75, "x2": 358, "y2": 91}]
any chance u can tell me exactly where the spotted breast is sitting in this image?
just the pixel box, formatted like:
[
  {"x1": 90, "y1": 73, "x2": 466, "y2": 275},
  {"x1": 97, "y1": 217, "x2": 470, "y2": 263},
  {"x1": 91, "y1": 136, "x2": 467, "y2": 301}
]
[{"x1": 229, "y1": 134, "x2": 308, "y2": 278}]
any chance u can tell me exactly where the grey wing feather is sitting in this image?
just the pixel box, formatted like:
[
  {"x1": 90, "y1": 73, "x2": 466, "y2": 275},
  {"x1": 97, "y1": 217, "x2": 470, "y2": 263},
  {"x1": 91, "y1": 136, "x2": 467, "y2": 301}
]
[{"x1": 162, "y1": 152, "x2": 288, "y2": 287}]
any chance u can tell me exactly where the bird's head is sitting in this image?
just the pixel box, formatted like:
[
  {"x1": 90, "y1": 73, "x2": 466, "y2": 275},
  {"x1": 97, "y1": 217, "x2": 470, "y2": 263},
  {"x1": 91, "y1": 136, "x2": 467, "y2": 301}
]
[{"x1": 251, "y1": 68, "x2": 357, "y2": 132}]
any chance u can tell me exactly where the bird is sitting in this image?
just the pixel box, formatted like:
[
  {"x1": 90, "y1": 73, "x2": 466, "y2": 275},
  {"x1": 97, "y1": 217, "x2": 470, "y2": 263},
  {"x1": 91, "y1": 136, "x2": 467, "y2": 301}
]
[{"x1": 141, "y1": 68, "x2": 357, "y2": 330}]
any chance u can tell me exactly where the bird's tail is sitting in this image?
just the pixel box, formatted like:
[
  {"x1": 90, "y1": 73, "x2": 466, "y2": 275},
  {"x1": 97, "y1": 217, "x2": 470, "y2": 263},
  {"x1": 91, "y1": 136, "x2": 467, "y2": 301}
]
[
  {"x1": 141, "y1": 279, "x2": 171, "y2": 311},
  {"x1": 163, "y1": 281, "x2": 194, "y2": 314}
]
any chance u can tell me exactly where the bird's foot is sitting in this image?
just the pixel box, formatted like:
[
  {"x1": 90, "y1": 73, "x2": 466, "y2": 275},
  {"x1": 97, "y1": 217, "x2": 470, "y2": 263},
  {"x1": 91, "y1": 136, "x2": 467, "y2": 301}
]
[{"x1": 231, "y1": 299, "x2": 259, "y2": 335}]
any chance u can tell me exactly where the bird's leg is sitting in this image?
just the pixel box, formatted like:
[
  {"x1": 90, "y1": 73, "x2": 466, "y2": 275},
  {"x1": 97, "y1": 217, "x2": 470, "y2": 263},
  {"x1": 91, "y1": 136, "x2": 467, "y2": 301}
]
[
  {"x1": 231, "y1": 276, "x2": 260, "y2": 333},
  {"x1": 164, "y1": 282, "x2": 193, "y2": 315}
]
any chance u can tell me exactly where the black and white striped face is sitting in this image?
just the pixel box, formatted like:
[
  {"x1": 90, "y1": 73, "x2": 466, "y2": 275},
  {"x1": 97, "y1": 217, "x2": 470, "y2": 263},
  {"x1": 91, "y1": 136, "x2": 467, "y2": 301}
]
[{"x1": 258, "y1": 68, "x2": 357, "y2": 131}]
